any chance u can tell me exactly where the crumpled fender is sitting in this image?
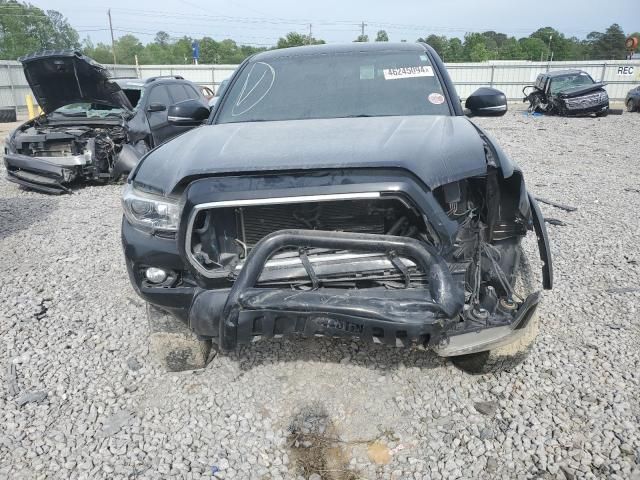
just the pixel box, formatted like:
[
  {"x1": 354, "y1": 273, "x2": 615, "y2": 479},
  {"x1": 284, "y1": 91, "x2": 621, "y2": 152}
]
[
  {"x1": 112, "y1": 141, "x2": 148, "y2": 180},
  {"x1": 528, "y1": 194, "x2": 553, "y2": 290},
  {"x1": 468, "y1": 122, "x2": 516, "y2": 179}
]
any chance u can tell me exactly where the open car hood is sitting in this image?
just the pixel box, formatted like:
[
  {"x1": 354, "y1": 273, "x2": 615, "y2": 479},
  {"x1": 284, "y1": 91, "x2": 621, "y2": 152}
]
[
  {"x1": 19, "y1": 50, "x2": 133, "y2": 114},
  {"x1": 556, "y1": 83, "x2": 606, "y2": 98}
]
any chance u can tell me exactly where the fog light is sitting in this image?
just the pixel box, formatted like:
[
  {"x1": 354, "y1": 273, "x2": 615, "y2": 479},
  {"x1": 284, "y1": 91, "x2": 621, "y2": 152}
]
[{"x1": 145, "y1": 267, "x2": 168, "y2": 284}]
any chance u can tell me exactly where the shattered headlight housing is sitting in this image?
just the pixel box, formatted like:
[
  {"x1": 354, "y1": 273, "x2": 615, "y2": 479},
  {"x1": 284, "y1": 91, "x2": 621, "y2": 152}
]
[{"x1": 122, "y1": 183, "x2": 180, "y2": 233}]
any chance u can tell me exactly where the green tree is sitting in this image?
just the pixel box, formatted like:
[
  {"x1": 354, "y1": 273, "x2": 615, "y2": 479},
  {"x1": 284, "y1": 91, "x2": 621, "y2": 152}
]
[
  {"x1": 354, "y1": 34, "x2": 369, "y2": 42},
  {"x1": 481, "y1": 31, "x2": 508, "y2": 50},
  {"x1": 81, "y1": 37, "x2": 112, "y2": 63},
  {"x1": 276, "y1": 31, "x2": 324, "y2": 49},
  {"x1": 375, "y1": 30, "x2": 389, "y2": 42},
  {"x1": 500, "y1": 37, "x2": 522, "y2": 60},
  {"x1": 463, "y1": 33, "x2": 491, "y2": 61},
  {"x1": 518, "y1": 37, "x2": 547, "y2": 61},
  {"x1": 587, "y1": 24, "x2": 627, "y2": 59},
  {"x1": 171, "y1": 36, "x2": 193, "y2": 64},
  {"x1": 0, "y1": 0, "x2": 80, "y2": 59},
  {"x1": 113, "y1": 34, "x2": 144, "y2": 64},
  {"x1": 154, "y1": 31, "x2": 171, "y2": 48},
  {"x1": 44, "y1": 10, "x2": 79, "y2": 49},
  {"x1": 566, "y1": 36, "x2": 589, "y2": 61},
  {"x1": 138, "y1": 41, "x2": 174, "y2": 64},
  {"x1": 419, "y1": 35, "x2": 449, "y2": 60},
  {"x1": 529, "y1": 27, "x2": 572, "y2": 60},
  {"x1": 447, "y1": 38, "x2": 464, "y2": 62}
]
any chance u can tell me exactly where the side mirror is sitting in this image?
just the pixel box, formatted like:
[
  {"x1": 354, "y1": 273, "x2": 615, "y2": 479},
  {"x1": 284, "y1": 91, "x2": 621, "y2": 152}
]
[
  {"x1": 465, "y1": 87, "x2": 507, "y2": 117},
  {"x1": 147, "y1": 102, "x2": 166, "y2": 113},
  {"x1": 167, "y1": 99, "x2": 210, "y2": 124}
]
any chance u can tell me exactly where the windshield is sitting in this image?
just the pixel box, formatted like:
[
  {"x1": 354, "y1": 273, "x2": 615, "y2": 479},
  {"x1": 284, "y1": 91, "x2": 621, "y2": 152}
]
[
  {"x1": 216, "y1": 50, "x2": 450, "y2": 124},
  {"x1": 550, "y1": 73, "x2": 594, "y2": 94},
  {"x1": 51, "y1": 85, "x2": 144, "y2": 118},
  {"x1": 52, "y1": 103, "x2": 128, "y2": 118}
]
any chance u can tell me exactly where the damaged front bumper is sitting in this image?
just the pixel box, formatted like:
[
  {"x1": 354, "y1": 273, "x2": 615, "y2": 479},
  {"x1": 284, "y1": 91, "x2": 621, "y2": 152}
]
[
  {"x1": 124, "y1": 222, "x2": 547, "y2": 356},
  {"x1": 4, "y1": 152, "x2": 80, "y2": 193},
  {"x1": 195, "y1": 229, "x2": 465, "y2": 351}
]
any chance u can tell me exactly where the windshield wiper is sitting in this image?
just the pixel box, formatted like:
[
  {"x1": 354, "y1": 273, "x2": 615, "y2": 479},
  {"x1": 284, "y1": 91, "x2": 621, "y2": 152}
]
[
  {"x1": 337, "y1": 114, "x2": 399, "y2": 119},
  {"x1": 225, "y1": 119, "x2": 270, "y2": 124}
]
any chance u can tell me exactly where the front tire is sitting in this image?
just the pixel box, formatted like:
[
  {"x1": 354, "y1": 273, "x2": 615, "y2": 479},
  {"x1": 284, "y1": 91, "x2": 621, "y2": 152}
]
[
  {"x1": 451, "y1": 247, "x2": 539, "y2": 374},
  {"x1": 450, "y1": 312, "x2": 539, "y2": 374},
  {"x1": 147, "y1": 304, "x2": 215, "y2": 372},
  {"x1": 627, "y1": 100, "x2": 636, "y2": 113}
]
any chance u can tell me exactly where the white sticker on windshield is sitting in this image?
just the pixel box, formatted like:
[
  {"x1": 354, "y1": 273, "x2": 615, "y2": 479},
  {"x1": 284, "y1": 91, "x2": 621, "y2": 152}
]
[
  {"x1": 383, "y1": 65, "x2": 433, "y2": 80},
  {"x1": 428, "y1": 92, "x2": 445, "y2": 105}
]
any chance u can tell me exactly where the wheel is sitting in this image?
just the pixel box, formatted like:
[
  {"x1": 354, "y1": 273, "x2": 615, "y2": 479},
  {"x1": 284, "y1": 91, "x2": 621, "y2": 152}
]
[
  {"x1": 450, "y1": 312, "x2": 539, "y2": 374},
  {"x1": 0, "y1": 107, "x2": 17, "y2": 123},
  {"x1": 627, "y1": 100, "x2": 636, "y2": 113},
  {"x1": 451, "y1": 247, "x2": 539, "y2": 374},
  {"x1": 526, "y1": 92, "x2": 547, "y2": 114},
  {"x1": 595, "y1": 109, "x2": 608, "y2": 118},
  {"x1": 147, "y1": 303, "x2": 215, "y2": 371}
]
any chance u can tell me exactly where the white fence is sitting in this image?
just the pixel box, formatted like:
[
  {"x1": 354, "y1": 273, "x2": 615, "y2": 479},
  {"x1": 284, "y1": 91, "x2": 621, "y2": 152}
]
[{"x1": 2, "y1": 59, "x2": 639, "y2": 112}]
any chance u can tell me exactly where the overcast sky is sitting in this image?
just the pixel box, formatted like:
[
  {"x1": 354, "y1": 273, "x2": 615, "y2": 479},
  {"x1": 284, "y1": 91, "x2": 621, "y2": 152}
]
[{"x1": 31, "y1": 0, "x2": 638, "y2": 47}]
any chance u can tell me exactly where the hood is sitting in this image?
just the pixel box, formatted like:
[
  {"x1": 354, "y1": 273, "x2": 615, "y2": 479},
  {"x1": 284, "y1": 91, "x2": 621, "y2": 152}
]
[
  {"x1": 556, "y1": 83, "x2": 606, "y2": 98},
  {"x1": 134, "y1": 116, "x2": 488, "y2": 195},
  {"x1": 19, "y1": 50, "x2": 133, "y2": 114}
]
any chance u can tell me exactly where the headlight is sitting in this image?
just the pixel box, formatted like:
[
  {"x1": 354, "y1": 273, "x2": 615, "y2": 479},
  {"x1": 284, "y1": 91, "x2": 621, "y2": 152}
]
[{"x1": 122, "y1": 183, "x2": 180, "y2": 233}]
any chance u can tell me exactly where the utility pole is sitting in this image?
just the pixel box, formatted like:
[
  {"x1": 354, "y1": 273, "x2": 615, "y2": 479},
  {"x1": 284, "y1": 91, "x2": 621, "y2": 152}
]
[
  {"x1": 360, "y1": 21, "x2": 367, "y2": 38},
  {"x1": 547, "y1": 35, "x2": 553, "y2": 62},
  {"x1": 308, "y1": 23, "x2": 312, "y2": 44},
  {"x1": 108, "y1": 9, "x2": 117, "y2": 69}
]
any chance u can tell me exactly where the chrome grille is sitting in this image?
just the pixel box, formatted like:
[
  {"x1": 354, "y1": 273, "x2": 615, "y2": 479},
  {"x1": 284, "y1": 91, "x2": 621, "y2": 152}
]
[{"x1": 565, "y1": 91, "x2": 607, "y2": 110}]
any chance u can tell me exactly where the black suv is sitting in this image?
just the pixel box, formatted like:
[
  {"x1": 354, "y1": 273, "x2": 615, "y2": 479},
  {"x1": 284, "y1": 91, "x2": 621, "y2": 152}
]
[
  {"x1": 4, "y1": 51, "x2": 210, "y2": 193},
  {"x1": 523, "y1": 69, "x2": 609, "y2": 117},
  {"x1": 122, "y1": 43, "x2": 552, "y2": 373}
]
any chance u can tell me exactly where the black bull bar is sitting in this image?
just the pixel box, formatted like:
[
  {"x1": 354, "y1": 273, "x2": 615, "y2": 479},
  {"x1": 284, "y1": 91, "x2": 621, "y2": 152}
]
[{"x1": 206, "y1": 229, "x2": 465, "y2": 351}]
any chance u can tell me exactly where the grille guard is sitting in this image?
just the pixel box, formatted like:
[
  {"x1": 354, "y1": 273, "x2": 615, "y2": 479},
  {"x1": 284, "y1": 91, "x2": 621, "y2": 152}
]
[{"x1": 217, "y1": 229, "x2": 465, "y2": 351}]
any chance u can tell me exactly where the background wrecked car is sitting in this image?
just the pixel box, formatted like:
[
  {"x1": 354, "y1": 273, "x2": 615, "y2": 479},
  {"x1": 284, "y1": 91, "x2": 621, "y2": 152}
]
[
  {"x1": 3, "y1": 51, "x2": 210, "y2": 194},
  {"x1": 625, "y1": 85, "x2": 640, "y2": 112},
  {"x1": 523, "y1": 69, "x2": 609, "y2": 117}
]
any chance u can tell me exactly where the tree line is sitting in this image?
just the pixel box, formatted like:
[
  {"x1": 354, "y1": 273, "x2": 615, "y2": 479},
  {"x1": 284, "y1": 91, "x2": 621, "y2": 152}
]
[
  {"x1": 417, "y1": 25, "x2": 638, "y2": 62},
  {"x1": 1, "y1": 0, "x2": 638, "y2": 64}
]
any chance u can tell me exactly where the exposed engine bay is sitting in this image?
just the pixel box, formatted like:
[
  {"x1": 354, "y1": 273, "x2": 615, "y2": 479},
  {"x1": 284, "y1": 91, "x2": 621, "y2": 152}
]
[
  {"x1": 14, "y1": 123, "x2": 125, "y2": 174},
  {"x1": 185, "y1": 170, "x2": 536, "y2": 335},
  {"x1": 5, "y1": 119, "x2": 145, "y2": 193}
]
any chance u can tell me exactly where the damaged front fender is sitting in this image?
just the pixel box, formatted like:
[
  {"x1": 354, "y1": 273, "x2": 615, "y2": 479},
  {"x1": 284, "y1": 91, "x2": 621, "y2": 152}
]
[{"x1": 528, "y1": 194, "x2": 553, "y2": 290}]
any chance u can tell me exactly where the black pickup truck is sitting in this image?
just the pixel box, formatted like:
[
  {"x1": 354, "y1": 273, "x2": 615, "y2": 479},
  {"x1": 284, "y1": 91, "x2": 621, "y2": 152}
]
[{"x1": 121, "y1": 43, "x2": 553, "y2": 373}]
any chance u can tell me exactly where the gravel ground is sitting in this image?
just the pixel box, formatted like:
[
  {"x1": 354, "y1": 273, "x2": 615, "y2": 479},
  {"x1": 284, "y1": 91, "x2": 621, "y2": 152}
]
[{"x1": 1, "y1": 109, "x2": 639, "y2": 480}]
